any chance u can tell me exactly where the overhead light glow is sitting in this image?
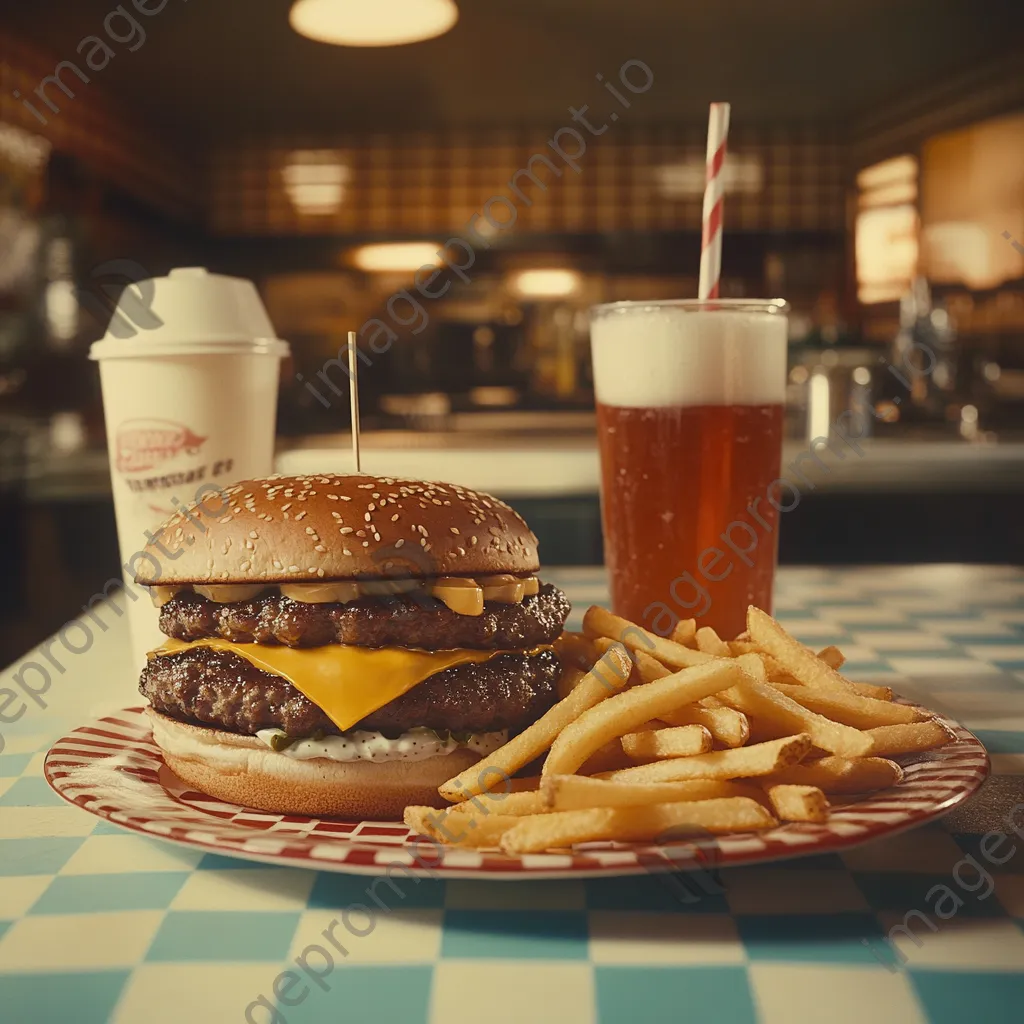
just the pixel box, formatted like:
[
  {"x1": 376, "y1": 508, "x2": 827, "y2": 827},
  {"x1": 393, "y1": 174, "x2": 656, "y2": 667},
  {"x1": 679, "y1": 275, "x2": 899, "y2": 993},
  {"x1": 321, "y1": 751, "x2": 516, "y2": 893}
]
[
  {"x1": 0, "y1": 122, "x2": 51, "y2": 173},
  {"x1": 350, "y1": 243, "x2": 442, "y2": 272},
  {"x1": 282, "y1": 150, "x2": 350, "y2": 215},
  {"x1": 960, "y1": 403, "x2": 979, "y2": 440},
  {"x1": 509, "y1": 269, "x2": 582, "y2": 298},
  {"x1": 856, "y1": 205, "x2": 919, "y2": 304},
  {"x1": 858, "y1": 180, "x2": 918, "y2": 209},
  {"x1": 856, "y1": 155, "x2": 917, "y2": 192},
  {"x1": 289, "y1": 0, "x2": 458, "y2": 46},
  {"x1": 922, "y1": 221, "x2": 998, "y2": 290},
  {"x1": 807, "y1": 370, "x2": 831, "y2": 443}
]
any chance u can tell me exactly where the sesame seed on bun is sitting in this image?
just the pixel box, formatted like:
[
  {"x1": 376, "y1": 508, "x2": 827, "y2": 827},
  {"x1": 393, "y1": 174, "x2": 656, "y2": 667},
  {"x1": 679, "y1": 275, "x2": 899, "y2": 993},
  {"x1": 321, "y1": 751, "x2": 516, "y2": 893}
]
[{"x1": 134, "y1": 474, "x2": 540, "y2": 585}]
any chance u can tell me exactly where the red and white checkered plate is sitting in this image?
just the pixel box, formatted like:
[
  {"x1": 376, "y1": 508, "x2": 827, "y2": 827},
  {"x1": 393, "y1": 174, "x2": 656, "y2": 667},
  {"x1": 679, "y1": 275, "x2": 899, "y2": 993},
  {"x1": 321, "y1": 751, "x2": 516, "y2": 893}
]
[{"x1": 45, "y1": 705, "x2": 989, "y2": 879}]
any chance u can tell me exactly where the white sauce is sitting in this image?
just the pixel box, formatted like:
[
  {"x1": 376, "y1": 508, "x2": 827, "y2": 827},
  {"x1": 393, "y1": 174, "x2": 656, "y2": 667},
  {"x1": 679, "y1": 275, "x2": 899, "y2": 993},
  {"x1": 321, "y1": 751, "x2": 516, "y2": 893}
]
[{"x1": 255, "y1": 726, "x2": 508, "y2": 763}]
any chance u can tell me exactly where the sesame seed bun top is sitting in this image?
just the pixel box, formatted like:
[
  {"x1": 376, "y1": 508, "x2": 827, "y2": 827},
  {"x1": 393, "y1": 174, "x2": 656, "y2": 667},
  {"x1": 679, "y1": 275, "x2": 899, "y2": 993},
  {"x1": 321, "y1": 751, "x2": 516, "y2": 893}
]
[{"x1": 133, "y1": 474, "x2": 541, "y2": 585}]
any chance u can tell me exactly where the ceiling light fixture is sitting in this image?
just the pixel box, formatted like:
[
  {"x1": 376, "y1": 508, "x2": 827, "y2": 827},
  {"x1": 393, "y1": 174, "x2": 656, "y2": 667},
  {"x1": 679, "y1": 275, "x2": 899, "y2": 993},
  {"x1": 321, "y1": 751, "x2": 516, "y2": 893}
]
[
  {"x1": 289, "y1": 0, "x2": 458, "y2": 47},
  {"x1": 349, "y1": 242, "x2": 442, "y2": 273},
  {"x1": 509, "y1": 269, "x2": 582, "y2": 299}
]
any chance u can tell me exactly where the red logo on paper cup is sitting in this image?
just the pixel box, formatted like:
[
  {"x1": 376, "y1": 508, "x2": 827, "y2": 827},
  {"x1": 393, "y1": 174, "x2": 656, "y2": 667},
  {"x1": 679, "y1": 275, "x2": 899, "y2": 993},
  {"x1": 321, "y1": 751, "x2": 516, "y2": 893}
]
[{"x1": 115, "y1": 419, "x2": 207, "y2": 473}]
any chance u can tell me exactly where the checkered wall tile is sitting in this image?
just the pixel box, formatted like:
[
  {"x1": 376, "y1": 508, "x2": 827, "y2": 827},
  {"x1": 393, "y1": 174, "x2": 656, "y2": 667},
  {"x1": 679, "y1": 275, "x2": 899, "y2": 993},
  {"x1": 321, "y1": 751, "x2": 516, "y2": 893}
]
[{"x1": 208, "y1": 128, "x2": 846, "y2": 236}]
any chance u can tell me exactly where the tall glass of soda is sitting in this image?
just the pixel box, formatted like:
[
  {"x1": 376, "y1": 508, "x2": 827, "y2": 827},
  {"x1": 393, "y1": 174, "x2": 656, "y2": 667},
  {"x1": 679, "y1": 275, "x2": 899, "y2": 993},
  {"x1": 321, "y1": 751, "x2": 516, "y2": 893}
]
[{"x1": 590, "y1": 299, "x2": 789, "y2": 638}]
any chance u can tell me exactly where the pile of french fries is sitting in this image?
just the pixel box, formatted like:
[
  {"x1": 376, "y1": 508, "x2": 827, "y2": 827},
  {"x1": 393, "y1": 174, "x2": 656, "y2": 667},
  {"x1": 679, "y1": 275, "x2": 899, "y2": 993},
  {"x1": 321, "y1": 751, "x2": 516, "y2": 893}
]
[{"x1": 404, "y1": 605, "x2": 955, "y2": 856}]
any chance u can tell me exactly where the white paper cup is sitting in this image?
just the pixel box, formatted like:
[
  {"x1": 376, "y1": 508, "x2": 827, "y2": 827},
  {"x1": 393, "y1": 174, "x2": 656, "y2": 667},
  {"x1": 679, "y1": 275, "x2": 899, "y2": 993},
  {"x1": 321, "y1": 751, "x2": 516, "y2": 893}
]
[{"x1": 90, "y1": 267, "x2": 289, "y2": 672}]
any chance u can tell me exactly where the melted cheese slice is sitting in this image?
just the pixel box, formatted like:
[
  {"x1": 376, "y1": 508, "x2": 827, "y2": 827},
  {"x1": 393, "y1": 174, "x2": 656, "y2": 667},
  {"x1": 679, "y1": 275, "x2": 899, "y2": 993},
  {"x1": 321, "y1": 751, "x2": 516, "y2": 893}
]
[{"x1": 152, "y1": 638, "x2": 535, "y2": 732}]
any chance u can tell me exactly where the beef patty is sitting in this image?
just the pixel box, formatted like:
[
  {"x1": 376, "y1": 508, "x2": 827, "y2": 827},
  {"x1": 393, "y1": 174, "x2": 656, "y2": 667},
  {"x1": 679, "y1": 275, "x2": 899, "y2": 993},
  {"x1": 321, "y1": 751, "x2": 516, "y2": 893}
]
[
  {"x1": 141, "y1": 645, "x2": 561, "y2": 737},
  {"x1": 158, "y1": 583, "x2": 570, "y2": 651}
]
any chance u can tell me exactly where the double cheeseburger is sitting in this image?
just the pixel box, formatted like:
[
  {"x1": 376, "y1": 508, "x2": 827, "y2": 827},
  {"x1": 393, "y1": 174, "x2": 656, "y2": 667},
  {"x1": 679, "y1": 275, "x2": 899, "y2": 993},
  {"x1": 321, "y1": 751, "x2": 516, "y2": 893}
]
[{"x1": 135, "y1": 474, "x2": 570, "y2": 818}]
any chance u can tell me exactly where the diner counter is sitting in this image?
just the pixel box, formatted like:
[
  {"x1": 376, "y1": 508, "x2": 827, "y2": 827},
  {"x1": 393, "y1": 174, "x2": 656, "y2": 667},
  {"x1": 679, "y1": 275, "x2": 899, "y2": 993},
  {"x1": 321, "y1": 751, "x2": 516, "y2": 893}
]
[
  {"x1": 275, "y1": 435, "x2": 1024, "y2": 498},
  {"x1": 22, "y1": 435, "x2": 1024, "y2": 502},
  {"x1": 1, "y1": 565, "x2": 1023, "y2": 1023}
]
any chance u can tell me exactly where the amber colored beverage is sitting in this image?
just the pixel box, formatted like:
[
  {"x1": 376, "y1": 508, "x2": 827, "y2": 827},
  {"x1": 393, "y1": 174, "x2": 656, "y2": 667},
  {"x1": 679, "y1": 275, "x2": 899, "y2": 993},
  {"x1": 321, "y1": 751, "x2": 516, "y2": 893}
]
[
  {"x1": 596, "y1": 402, "x2": 785, "y2": 637},
  {"x1": 590, "y1": 300, "x2": 789, "y2": 639}
]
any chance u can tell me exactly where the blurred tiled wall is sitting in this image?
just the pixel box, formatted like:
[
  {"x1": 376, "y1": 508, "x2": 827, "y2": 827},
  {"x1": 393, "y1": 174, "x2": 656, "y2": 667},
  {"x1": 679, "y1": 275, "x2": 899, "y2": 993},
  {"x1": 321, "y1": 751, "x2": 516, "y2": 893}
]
[
  {"x1": 208, "y1": 127, "x2": 847, "y2": 236},
  {"x1": 0, "y1": 30, "x2": 195, "y2": 218}
]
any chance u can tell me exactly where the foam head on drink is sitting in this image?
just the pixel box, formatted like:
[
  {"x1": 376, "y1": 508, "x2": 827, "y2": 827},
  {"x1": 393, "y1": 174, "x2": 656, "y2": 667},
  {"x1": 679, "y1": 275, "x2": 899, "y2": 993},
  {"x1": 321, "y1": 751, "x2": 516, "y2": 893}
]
[{"x1": 591, "y1": 303, "x2": 787, "y2": 638}]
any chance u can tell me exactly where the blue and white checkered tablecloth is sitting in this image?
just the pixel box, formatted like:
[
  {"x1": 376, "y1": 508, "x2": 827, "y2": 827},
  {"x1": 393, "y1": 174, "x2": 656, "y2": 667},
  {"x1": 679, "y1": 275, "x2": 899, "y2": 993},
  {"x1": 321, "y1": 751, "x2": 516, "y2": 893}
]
[{"x1": 1, "y1": 566, "x2": 1023, "y2": 1023}]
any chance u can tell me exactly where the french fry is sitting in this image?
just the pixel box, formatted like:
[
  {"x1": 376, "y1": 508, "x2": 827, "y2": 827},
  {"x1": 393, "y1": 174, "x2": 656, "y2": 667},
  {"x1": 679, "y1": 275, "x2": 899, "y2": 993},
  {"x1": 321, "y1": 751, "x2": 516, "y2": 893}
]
[
  {"x1": 759, "y1": 755, "x2": 903, "y2": 794},
  {"x1": 772, "y1": 682, "x2": 921, "y2": 728},
  {"x1": 445, "y1": 789, "x2": 547, "y2": 817},
  {"x1": 542, "y1": 660, "x2": 745, "y2": 777},
  {"x1": 557, "y1": 665, "x2": 588, "y2": 700},
  {"x1": 671, "y1": 618, "x2": 698, "y2": 647},
  {"x1": 763, "y1": 784, "x2": 830, "y2": 823},
  {"x1": 591, "y1": 636, "x2": 646, "y2": 687},
  {"x1": 762, "y1": 656, "x2": 801, "y2": 684},
  {"x1": 798, "y1": 638, "x2": 890, "y2": 700},
  {"x1": 583, "y1": 606, "x2": 715, "y2": 669},
  {"x1": 850, "y1": 681, "x2": 894, "y2": 701},
  {"x1": 499, "y1": 798, "x2": 778, "y2": 854},
  {"x1": 620, "y1": 724, "x2": 714, "y2": 759},
  {"x1": 439, "y1": 644, "x2": 633, "y2": 801},
  {"x1": 737, "y1": 651, "x2": 798, "y2": 684},
  {"x1": 733, "y1": 651, "x2": 768, "y2": 681},
  {"x1": 634, "y1": 649, "x2": 672, "y2": 684},
  {"x1": 633, "y1": 649, "x2": 750, "y2": 747},
  {"x1": 404, "y1": 805, "x2": 437, "y2": 836},
  {"x1": 769, "y1": 645, "x2": 892, "y2": 699},
  {"x1": 660, "y1": 703, "x2": 750, "y2": 748},
  {"x1": 416, "y1": 604, "x2": 954, "y2": 852},
  {"x1": 783, "y1": 668, "x2": 892, "y2": 701},
  {"x1": 603, "y1": 734, "x2": 813, "y2": 784},
  {"x1": 541, "y1": 774, "x2": 764, "y2": 810},
  {"x1": 578, "y1": 738, "x2": 638, "y2": 776},
  {"x1": 696, "y1": 626, "x2": 731, "y2": 657},
  {"x1": 729, "y1": 640, "x2": 761, "y2": 656},
  {"x1": 748, "y1": 607, "x2": 858, "y2": 695},
  {"x1": 404, "y1": 805, "x2": 521, "y2": 848},
  {"x1": 718, "y1": 669, "x2": 874, "y2": 757},
  {"x1": 865, "y1": 720, "x2": 954, "y2": 756},
  {"x1": 555, "y1": 631, "x2": 600, "y2": 671},
  {"x1": 817, "y1": 645, "x2": 846, "y2": 670}
]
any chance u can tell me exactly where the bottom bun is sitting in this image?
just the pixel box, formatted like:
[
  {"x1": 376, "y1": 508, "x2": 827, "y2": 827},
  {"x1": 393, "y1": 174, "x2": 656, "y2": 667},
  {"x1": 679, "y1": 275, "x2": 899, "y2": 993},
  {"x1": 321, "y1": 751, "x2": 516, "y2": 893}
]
[{"x1": 147, "y1": 709, "x2": 479, "y2": 819}]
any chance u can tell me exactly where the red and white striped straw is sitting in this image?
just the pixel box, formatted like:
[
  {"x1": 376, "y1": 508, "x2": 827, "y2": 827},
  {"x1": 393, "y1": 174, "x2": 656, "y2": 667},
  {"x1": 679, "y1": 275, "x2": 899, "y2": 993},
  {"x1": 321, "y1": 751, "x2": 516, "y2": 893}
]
[{"x1": 698, "y1": 102, "x2": 731, "y2": 300}]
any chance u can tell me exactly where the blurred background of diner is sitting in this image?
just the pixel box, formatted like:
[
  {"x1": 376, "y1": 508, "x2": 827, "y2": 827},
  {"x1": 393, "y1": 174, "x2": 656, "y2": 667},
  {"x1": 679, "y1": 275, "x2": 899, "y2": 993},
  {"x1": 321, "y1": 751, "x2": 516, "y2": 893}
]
[{"x1": 1, "y1": 0, "x2": 1023, "y2": 663}]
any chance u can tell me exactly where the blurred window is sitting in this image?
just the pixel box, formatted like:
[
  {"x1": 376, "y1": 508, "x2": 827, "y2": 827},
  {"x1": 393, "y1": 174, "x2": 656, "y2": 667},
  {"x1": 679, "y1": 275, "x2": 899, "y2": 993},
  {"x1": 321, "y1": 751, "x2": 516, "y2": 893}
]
[
  {"x1": 919, "y1": 113, "x2": 1024, "y2": 290},
  {"x1": 856, "y1": 155, "x2": 919, "y2": 304}
]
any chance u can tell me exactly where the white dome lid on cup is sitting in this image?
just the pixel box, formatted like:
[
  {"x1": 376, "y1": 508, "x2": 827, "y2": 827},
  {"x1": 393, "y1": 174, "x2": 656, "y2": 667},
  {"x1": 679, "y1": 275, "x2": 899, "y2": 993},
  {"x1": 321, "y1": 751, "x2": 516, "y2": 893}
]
[{"x1": 89, "y1": 267, "x2": 290, "y2": 360}]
